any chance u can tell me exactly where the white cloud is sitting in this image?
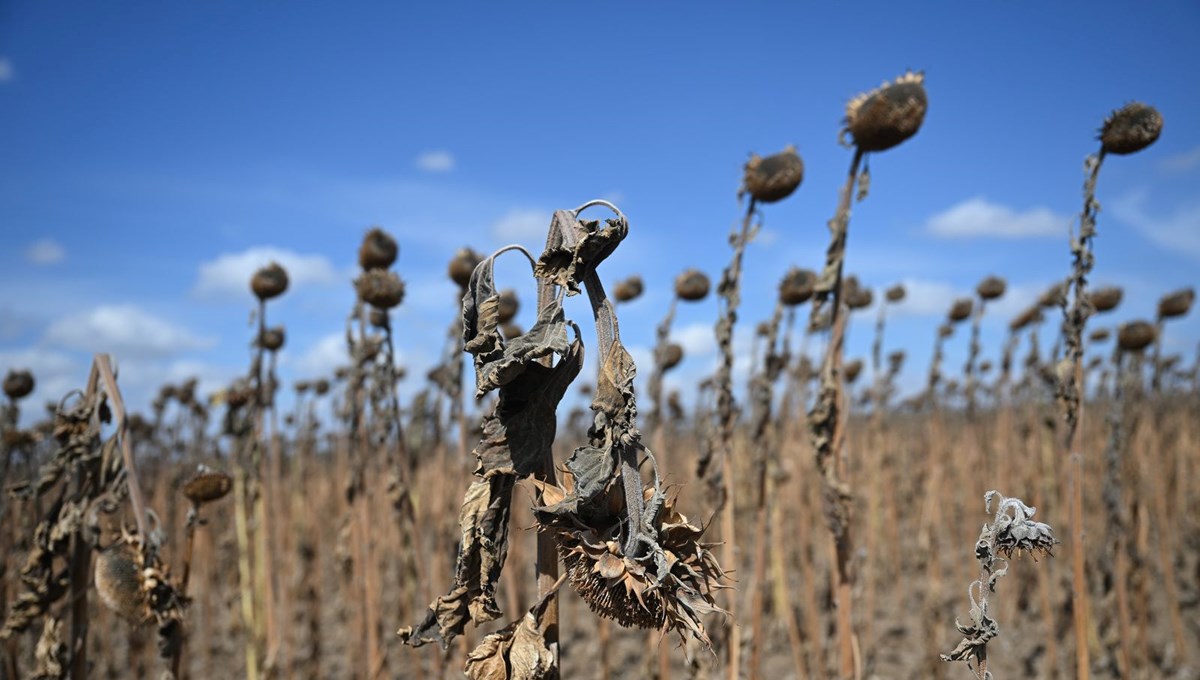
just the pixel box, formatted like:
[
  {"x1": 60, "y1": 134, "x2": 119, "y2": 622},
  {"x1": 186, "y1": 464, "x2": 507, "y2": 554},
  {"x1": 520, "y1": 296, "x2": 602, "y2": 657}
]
[
  {"x1": 926, "y1": 197, "x2": 1069, "y2": 239},
  {"x1": 25, "y1": 238, "x2": 65, "y2": 265},
  {"x1": 1159, "y1": 146, "x2": 1200, "y2": 174},
  {"x1": 415, "y1": 150, "x2": 455, "y2": 173},
  {"x1": 296, "y1": 332, "x2": 350, "y2": 377},
  {"x1": 0, "y1": 58, "x2": 13, "y2": 83},
  {"x1": 673, "y1": 322, "x2": 716, "y2": 358},
  {"x1": 45, "y1": 305, "x2": 214, "y2": 358},
  {"x1": 1110, "y1": 190, "x2": 1200, "y2": 262},
  {"x1": 193, "y1": 246, "x2": 337, "y2": 300},
  {"x1": 891, "y1": 279, "x2": 961, "y2": 317},
  {"x1": 491, "y1": 208, "x2": 551, "y2": 243}
]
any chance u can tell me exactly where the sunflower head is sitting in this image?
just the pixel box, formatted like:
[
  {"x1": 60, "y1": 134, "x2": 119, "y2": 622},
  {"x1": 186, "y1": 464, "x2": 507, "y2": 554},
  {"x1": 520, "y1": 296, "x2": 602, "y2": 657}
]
[
  {"x1": 843, "y1": 71, "x2": 927, "y2": 152},
  {"x1": 532, "y1": 476, "x2": 726, "y2": 645},
  {"x1": 1087, "y1": 286, "x2": 1123, "y2": 313},
  {"x1": 741, "y1": 145, "x2": 804, "y2": 203},
  {"x1": 1117, "y1": 320, "x2": 1156, "y2": 352},
  {"x1": 1099, "y1": 103, "x2": 1162, "y2": 156}
]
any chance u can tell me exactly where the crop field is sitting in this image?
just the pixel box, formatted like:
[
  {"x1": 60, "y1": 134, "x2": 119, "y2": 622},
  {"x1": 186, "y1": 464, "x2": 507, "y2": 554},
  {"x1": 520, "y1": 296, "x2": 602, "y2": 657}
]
[{"x1": 1, "y1": 49, "x2": 1198, "y2": 680}]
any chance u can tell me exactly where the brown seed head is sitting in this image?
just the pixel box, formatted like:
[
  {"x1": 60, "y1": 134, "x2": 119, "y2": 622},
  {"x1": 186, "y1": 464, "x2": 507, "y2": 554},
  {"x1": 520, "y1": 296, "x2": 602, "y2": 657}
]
[
  {"x1": 779, "y1": 267, "x2": 816, "y2": 306},
  {"x1": 1088, "y1": 328, "x2": 1111, "y2": 343},
  {"x1": 544, "y1": 488, "x2": 723, "y2": 641},
  {"x1": 448, "y1": 248, "x2": 483, "y2": 288},
  {"x1": 258, "y1": 326, "x2": 286, "y2": 352},
  {"x1": 979, "y1": 360, "x2": 993, "y2": 374},
  {"x1": 888, "y1": 350, "x2": 905, "y2": 373},
  {"x1": 614, "y1": 275, "x2": 644, "y2": 303},
  {"x1": 1038, "y1": 282, "x2": 1067, "y2": 309},
  {"x1": 741, "y1": 145, "x2": 804, "y2": 203},
  {"x1": 847, "y1": 287, "x2": 874, "y2": 310},
  {"x1": 949, "y1": 297, "x2": 973, "y2": 323},
  {"x1": 313, "y1": 378, "x2": 330, "y2": 396},
  {"x1": 294, "y1": 380, "x2": 311, "y2": 394},
  {"x1": 358, "y1": 227, "x2": 399, "y2": 270},
  {"x1": 250, "y1": 262, "x2": 289, "y2": 301},
  {"x1": 95, "y1": 544, "x2": 147, "y2": 623},
  {"x1": 674, "y1": 269, "x2": 711, "y2": 302},
  {"x1": 1087, "y1": 286, "x2": 1123, "y2": 313},
  {"x1": 976, "y1": 276, "x2": 1007, "y2": 301},
  {"x1": 1158, "y1": 287, "x2": 1194, "y2": 319},
  {"x1": 355, "y1": 270, "x2": 405, "y2": 310},
  {"x1": 938, "y1": 323, "x2": 954, "y2": 339},
  {"x1": 1099, "y1": 103, "x2": 1163, "y2": 156},
  {"x1": 176, "y1": 379, "x2": 197, "y2": 406},
  {"x1": 497, "y1": 289, "x2": 520, "y2": 323},
  {"x1": 843, "y1": 71, "x2": 927, "y2": 153},
  {"x1": 1010, "y1": 305, "x2": 1043, "y2": 332},
  {"x1": 183, "y1": 467, "x2": 233, "y2": 505},
  {"x1": 844, "y1": 358, "x2": 864, "y2": 383},
  {"x1": 885, "y1": 284, "x2": 906, "y2": 303},
  {"x1": 224, "y1": 379, "x2": 253, "y2": 409},
  {"x1": 3, "y1": 369, "x2": 34, "y2": 400},
  {"x1": 662, "y1": 343, "x2": 684, "y2": 371},
  {"x1": 1117, "y1": 320, "x2": 1156, "y2": 352}
]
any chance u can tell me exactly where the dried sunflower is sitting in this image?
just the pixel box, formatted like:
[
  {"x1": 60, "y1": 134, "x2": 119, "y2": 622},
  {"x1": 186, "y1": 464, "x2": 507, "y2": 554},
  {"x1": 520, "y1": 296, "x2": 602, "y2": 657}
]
[{"x1": 843, "y1": 71, "x2": 927, "y2": 152}]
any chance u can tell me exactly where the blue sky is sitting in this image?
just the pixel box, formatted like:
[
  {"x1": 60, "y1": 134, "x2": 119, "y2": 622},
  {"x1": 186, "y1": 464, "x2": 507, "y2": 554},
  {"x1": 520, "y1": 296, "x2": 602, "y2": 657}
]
[{"x1": 2, "y1": 2, "x2": 1198, "y2": 421}]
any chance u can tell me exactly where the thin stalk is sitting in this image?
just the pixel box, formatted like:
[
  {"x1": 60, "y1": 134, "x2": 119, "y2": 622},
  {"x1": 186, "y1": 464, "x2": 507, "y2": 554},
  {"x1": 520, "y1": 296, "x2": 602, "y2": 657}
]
[
  {"x1": 171, "y1": 500, "x2": 202, "y2": 679},
  {"x1": 748, "y1": 302, "x2": 784, "y2": 680},
  {"x1": 712, "y1": 197, "x2": 757, "y2": 680},
  {"x1": 233, "y1": 465, "x2": 260, "y2": 680},
  {"x1": 1061, "y1": 149, "x2": 1106, "y2": 680},
  {"x1": 808, "y1": 147, "x2": 864, "y2": 680}
]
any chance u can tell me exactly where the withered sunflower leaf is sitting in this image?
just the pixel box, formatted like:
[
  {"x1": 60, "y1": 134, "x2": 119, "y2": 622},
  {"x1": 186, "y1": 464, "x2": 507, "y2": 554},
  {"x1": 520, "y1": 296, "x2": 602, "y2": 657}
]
[
  {"x1": 475, "y1": 337, "x2": 583, "y2": 479},
  {"x1": 400, "y1": 477, "x2": 512, "y2": 648},
  {"x1": 534, "y1": 211, "x2": 628, "y2": 296},
  {"x1": 594, "y1": 340, "x2": 637, "y2": 419},
  {"x1": 564, "y1": 445, "x2": 615, "y2": 504},
  {"x1": 464, "y1": 577, "x2": 564, "y2": 680},
  {"x1": 475, "y1": 300, "x2": 571, "y2": 397}
]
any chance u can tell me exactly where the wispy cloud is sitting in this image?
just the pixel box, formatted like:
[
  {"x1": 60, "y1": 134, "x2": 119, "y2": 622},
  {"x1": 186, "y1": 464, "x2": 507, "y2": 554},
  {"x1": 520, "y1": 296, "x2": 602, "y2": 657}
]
[
  {"x1": 491, "y1": 208, "x2": 551, "y2": 242},
  {"x1": 25, "y1": 238, "x2": 65, "y2": 265},
  {"x1": 415, "y1": 150, "x2": 455, "y2": 173},
  {"x1": 925, "y1": 196, "x2": 1070, "y2": 239},
  {"x1": 1158, "y1": 146, "x2": 1200, "y2": 174},
  {"x1": 890, "y1": 279, "x2": 960, "y2": 317},
  {"x1": 295, "y1": 332, "x2": 349, "y2": 377},
  {"x1": 193, "y1": 246, "x2": 338, "y2": 300},
  {"x1": 1110, "y1": 190, "x2": 1200, "y2": 262},
  {"x1": 45, "y1": 304, "x2": 215, "y2": 358},
  {"x1": 672, "y1": 322, "x2": 716, "y2": 358},
  {"x1": 0, "y1": 58, "x2": 13, "y2": 83}
]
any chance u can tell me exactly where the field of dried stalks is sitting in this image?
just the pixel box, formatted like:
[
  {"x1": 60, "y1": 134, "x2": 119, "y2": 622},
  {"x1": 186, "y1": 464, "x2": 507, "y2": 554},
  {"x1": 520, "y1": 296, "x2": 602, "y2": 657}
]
[{"x1": 1, "y1": 74, "x2": 1196, "y2": 680}]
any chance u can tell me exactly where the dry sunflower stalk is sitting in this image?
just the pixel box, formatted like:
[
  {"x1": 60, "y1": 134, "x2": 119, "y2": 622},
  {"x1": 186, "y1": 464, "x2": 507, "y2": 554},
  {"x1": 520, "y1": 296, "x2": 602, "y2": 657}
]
[
  {"x1": 400, "y1": 200, "x2": 724, "y2": 679},
  {"x1": 942, "y1": 491, "x2": 1057, "y2": 679},
  {"x1": 1056, "y1": 103, "x2": 1161, "y2": 678},
  {"x1": 809, "y1": 70, "x2": 927, "y2": 678},
  {"x1": 2, "y1": 355, "x2": 185, "y2": 678}
]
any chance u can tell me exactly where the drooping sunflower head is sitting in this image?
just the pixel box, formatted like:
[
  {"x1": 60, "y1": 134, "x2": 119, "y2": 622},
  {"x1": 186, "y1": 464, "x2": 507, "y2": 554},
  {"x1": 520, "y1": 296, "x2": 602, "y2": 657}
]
[
  {"x1": 843, "y1": 71, "x2": 927, "y2": 153},
  {"x1": 1099, "y1": 102, "x2": 1162, "y2": 156}
]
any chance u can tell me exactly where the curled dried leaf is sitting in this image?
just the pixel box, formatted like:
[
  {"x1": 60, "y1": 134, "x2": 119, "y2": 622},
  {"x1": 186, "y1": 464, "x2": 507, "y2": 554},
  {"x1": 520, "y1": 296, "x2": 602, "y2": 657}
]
[{"x1": 465, "y1": 576, "x2": 565, "y2": 680}]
